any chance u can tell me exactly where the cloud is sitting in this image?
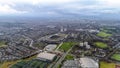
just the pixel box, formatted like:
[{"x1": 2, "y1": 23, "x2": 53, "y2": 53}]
[
  {"x1": 32, "y1": 0, "x2": 75, "y2": 5},
  {"x1": 100, "y1": 0, "x2": 120, "y2": 7},
  {"x1": 0, "y1": 4, "x2": 28, "y2": 15},
  {"x1": 0, "y1": 0, "x2": 120, "y2": 16}
]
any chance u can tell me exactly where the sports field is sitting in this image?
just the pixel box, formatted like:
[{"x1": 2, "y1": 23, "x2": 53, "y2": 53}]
[
  {"x1": 111, "y1": 54, "x2": 120, "y2": 61},
  {"x1": 100, "y1": 61, "x2": 115, "y2": 68},
  {"x1": 97, "y1": 31, "x2": 112, "y2": 38},
  {"x1": 94, "y1": 42, "x2": 108, "y2": 48}
]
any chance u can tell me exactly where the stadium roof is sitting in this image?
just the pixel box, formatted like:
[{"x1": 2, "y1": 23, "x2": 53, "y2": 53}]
[{"x1": 45, "y1": 44, "x2": 57, "y2": 51}]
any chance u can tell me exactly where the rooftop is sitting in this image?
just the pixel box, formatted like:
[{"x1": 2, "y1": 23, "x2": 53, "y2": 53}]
[
  {"x1": 79, "y1": 57, "x2": 99, "y2": 68},
  {"x1": 62, "y1": 60, "x2": 79, "y2": 68},
  {"x1": 37, "y1": 52, "x2": 56, "y2": 61},
  {"x1": 45, "y1": 44, "x2": 57, "y2": 51}
]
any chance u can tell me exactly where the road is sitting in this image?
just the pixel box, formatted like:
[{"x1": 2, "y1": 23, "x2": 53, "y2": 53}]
[
  {"x1": 52, "y1": 45, "x2": 74, "y2": 68},
  {"x1": 55, "y1": 42, "x2": 63, "y2": 51},
  {"x1": 22, "y1": 35, "x2": 36, "y2": 49},
  {"x1": 105, "y1": 42, "x2": 120, "y2": 59}
]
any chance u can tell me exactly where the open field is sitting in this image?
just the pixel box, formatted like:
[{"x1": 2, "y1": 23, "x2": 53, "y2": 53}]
[
  {"x1": 94, "y1": 42, "x2": 108, "y2": 48},
  {"x1": 111, "y1": 54, "x2": 120, "y2": 61},
  {"x1": 97, "y1": 31, "x2": 112, "y2": 38},
  {"x1": 0, "y1": 60, "x2": 21, "y2": 68},
  {"x1": 0, "y1": 41, "x2": 6, "y2": 47},
  {"x1": 0, "y1": 55, "x2": 37, "y2": 68},
  {"x1": 100, "y1": 61, "x2": 115, "y2": 68},
  {"x1": 59, "y1": 42, "x2": 77, "y2": 52}
]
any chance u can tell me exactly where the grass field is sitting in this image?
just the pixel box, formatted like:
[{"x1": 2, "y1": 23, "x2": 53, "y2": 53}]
[
  {"x1": 97, "y1": 31, "x2": 112, "y2": 38},
  {"x1": 0, "y1": 41, "x2": 6, "y2": 47},
  {"x1": 0, "y1": 55, "x2": 37, "y2": 68},
  {"x1": 59, "y1": 42, "x2": 76, "y2": 52},
  {"x1": 65, "y1": 54, "x2": 74, "y2": 60},
  {"x1": 57, "y1": 64, "x2": 62, "y2": 68},
  {"x1": 94, "y1": 42, "x2": 108, "y2": 48},
  {"x1": 100, "y1": 61, "x2": 115, "y2": 68},
  {"x1": 0, "y1": 60, "x2": 21, "y2": 68},
  {"x1": 111, "y1": 54, "x2": 120, "y2": 61}
]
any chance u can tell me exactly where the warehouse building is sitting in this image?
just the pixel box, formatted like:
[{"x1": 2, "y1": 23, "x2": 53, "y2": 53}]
[{"x1": 37, "y1": 52, "x2": 57, "y2": 62}]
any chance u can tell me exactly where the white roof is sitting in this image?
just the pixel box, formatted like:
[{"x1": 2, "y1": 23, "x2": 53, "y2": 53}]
[
  {"x1": 45, "y1": 44, "x2": 57, "y2": 51},
  {"x1": 37, "y1": 52, "x2": 56, "y2": 61},
  {"x1": 79, "y1": 57, "x2": 98, "y2": 68}
]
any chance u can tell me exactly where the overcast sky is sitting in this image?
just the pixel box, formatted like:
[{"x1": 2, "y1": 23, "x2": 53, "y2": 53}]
[{"x1": 0, "y1": 0, "x2": 120, "y2": 16}]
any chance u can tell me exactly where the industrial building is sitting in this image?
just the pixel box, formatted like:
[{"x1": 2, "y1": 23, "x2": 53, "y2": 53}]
[{"x1": 37, "y1": 52, "x2": 57, "y2": 62}]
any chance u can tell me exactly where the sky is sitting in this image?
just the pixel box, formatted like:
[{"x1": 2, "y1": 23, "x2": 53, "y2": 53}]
[{"x1": 0, "y1": 0, "x2": 120, "y2": 17}]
